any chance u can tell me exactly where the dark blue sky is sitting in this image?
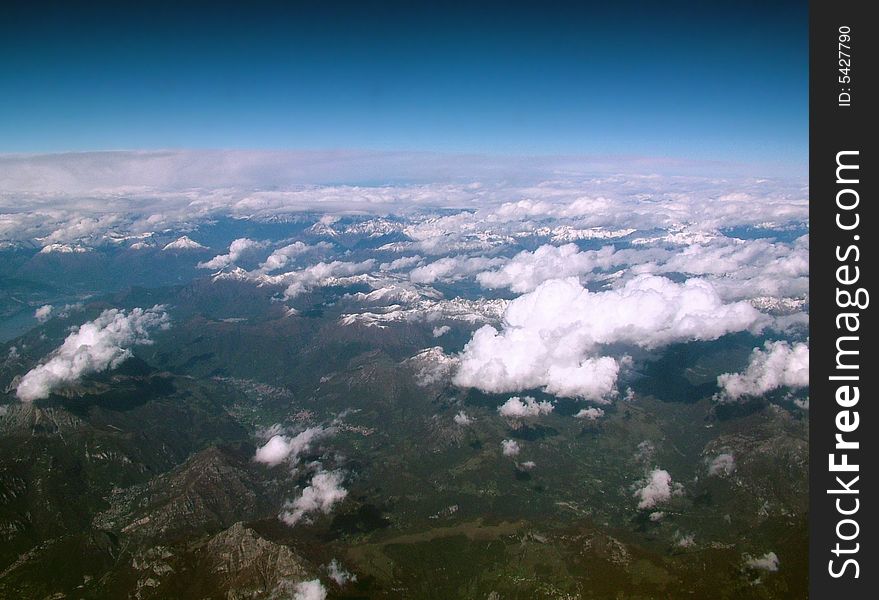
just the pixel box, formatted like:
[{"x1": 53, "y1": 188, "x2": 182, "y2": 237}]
[{"x1": 1, "y1": 1, "x2": 807, "y2": 169}]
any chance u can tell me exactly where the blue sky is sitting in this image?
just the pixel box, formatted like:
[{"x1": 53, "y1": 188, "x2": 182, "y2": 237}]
[{"x1": 1, "y1": 1, "x2": 806, "y2": 171}]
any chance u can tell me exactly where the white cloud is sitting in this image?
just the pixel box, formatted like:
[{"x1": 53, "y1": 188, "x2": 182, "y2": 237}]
[
  {"x1": 634, "y1": 469, "x2": 675, "y2": 510},
  {"x1": 477, "y1": 244, "x2": 631, "y2": 293},
  {"x1": 745, "y1": 552, "x2": 780, "y2": 572},
  {"x1": 280, "y1": 260, "x2": 376, "y2": 299},
  {"x1": 16, "y1": 306, "x2": 170, "y2": 401},
  {"x1": 280, "y1": 470, "x2": 348, "y2": 526},
  {"x1": 39, "y1": 243, "x2": 89, "y2": 254},
  {"x1": 259, "y1": 241, "x2": 332, "y2": 272},
  {"x1": 497, "y1": 396, "x2": 554, "y2": 419},
  {"x1": 472, "y1": 236, "x2": 808, "y2": 307},
  {"x1": 453, "y1": 411, "x2": 473, "y2": 426},
  {"x1": 197, "y1": 238, "x2": 261, "y2": 270},
  {"x1": 518, "y1": 460, "x2": 536, "y2": 470},
  {"x1": 646, "y1": 236, "x2": 809, "y2": 302},
  {"x1": 254, "y1": 426, "x2": 333, "y2": 467},
  {"x1": 574, "y1": 407, "x2": 605, "y2": 420},
  {"x1": 32, "y1": 302, "x2": 85, "y2": 324},
  {"x1": 707, "y1": 453, "x2": 736, "y2": 477},
  {"x1": 291, "y1": 579, "x2": 328, "y2": 600},
  {"x1": 716, "y1": 341, "x2": 809, "y2": 400},
  {"x1": 454, "y1": 275, "x2": 765, "y2": 401},
  {"x1": 501, "y1": 439, "x2": 521, "y2": 457},
  {"x1": 410, "y1": 255, "x2": 505, "y2": 285},
  {"x1": 326, "y1": 559, "x2": 356, "y2": 586},
  {"x1": 543, "y1": 357, "x2": 621, "y2": 401},
  {"x1": 36, "y1": 214, "x2": 121, "y2": 245},
  {"x1": 380, "y1": 255, "x2": 423, "y2": 271},
  {"x1": 34, "y1": 305, "x2": 53, "y2": 323},
  {"x1": 432, "y1": 325, "x2": 451, "y2": 337}
]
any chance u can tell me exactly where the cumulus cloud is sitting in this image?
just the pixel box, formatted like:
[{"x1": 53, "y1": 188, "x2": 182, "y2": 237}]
[
  {"x1": 716, "y1": 341, "x2": 809, "y2": 400},
  {"x1": 291, "y1": 579, "x2": 328, "y2": 600},
  {"x1": 16, "y1": 306, "x2": 170, "y2": 401},
  {"x1": 259, "y1": 241, "x2": 333, "y2": 272},
  {"x1": 39, "y1": 243, "x2": 89, "y2": 254},
  {"x1": 745, "y1": 552, "x2": 780, "y2": 572},
  {"x1": 453, "y1": 411, "x2": 473, "y2": 426},
  {"x1": 35, "y1": 215, "x2": 121, "y2": 246},
  {"x1": 542, "y1": 357, "x2": 621, "y2": 400},
  {"x1": 454, "y1": 275, "x2": 765, "y2": 401},
  {"x1": 380, "y1": 255, "x2": 423, "y2": 271},
  {"x1": 575, "y1": 407, "x2": 605, "y2": 420},
  {"x1": 34, "y1": 305, "x2": 53, "y2": 323},
  {"x1": 477, "y1": 244, "x2": 632, "y2": 293},
  {"x1": 501, "y1": 439, "x2": 521, "y2": 457},
  {"x1": 707, "y1": 453, "x2": 736, "y2": 476},
  {"x1": 32, "y1": 302, "x2": 84, "y2": 324},
  {"x1": 280, "y1": 470, "x2": 348, "y2": 526},
  {"x1": 432, "y1": 325, "x2": 451, "y2": 338},
  {"x1": 280, "y1": 260, "x2": 376, "y2": 298},
  {"x1": 497, "y1": 396, "x2": 553, "y2": 419},
  {"x1": 326, "y1": 559, "x2": 356, "y2": 586},
  {"x1": 414, "y1": 235, "x2": 807, "y2": 309},
  {"x1": 197, "y1": 238, "x2": 261, "y2": 270},
  {"x1": 410, "y1": 255, "x2": 505, "y2": 285},
  {"x1": 634, "y1": 469, "x2": 676, "y2": 510},
  {"x1": 643, "y1": 235, "x2": 809, "y2": 302},
  {"x1": 254, "y1": 426, "x2": 333, "y2": 467}
]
